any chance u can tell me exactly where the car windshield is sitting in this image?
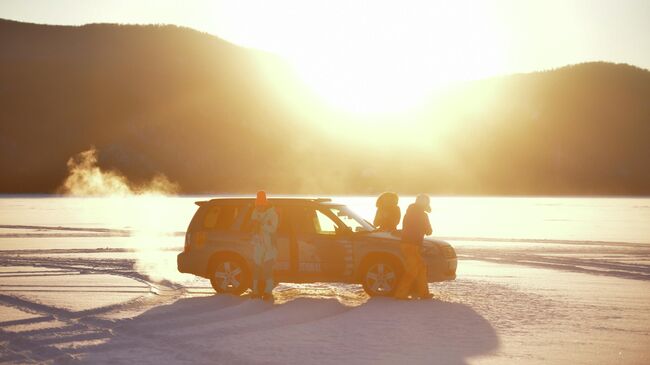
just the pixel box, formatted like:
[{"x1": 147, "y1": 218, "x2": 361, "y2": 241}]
[{"x1": 325, "y1": 206, "x2": 374, "y2": 232}]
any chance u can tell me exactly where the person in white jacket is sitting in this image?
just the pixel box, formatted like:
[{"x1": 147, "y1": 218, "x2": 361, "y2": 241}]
[{"x1": 250, "y1": 191, "x2": 278, "y2": 300}]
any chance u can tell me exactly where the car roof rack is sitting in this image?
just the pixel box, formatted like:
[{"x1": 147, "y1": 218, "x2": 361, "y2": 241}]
[
  {"x1": 311, "y1": 198, "x2": 332, "y2": 202},
  {"x1": 195, "y1": 197, "x2": 333, "y2": 206}
]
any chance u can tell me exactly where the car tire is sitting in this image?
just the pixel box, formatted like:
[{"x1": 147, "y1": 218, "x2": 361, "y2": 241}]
[
  {"x1": 209, "y1": 255, "x2": 251, "y2": 295},
  {"x1": 361, "y1": 257, "x2": 402, "y2": 297}
]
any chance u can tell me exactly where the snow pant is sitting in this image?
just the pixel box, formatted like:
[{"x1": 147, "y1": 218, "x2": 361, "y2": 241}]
[
  {"x1": 252, "y1": 259, "x2": 275, "y2": 295},
  {"x1": 394, "y1": 243, "x2": 430, "y2": 299}
]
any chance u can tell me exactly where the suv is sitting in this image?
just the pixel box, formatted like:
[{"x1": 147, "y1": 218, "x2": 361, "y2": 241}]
[{"x1": 177, "y1": 198, "x2": 457, "y2": 297}]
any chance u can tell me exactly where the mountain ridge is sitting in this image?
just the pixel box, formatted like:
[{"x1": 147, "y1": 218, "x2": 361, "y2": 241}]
[{"x1": 1, "y1": 19, "x2": 649, "y2": 195}]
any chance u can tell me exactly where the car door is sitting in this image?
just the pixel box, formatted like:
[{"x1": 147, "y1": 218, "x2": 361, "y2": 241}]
[
  {"x1": 289, "y1": 206, "x2": 351, "y2": 282},
  {"x1": 272, "y1": 205, "x2": 292, "y2": 280}
]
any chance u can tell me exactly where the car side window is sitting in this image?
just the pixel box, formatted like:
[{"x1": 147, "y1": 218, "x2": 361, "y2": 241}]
[
  {"x1": 203, "y1": 205, "x2": 240, "y2": 231},
  {"x1": 315, "y1": 210, "x2": 338, "y2": 235},
  {"x1": 292, "y1": 207, "x2": 316, "y2": 234},
  {"x1": 240, "y1": 206, "x2": 254, "y2": 232},
  {"x1": 275, "y1": 207, "x2": 289, "y2": 235},
  {"x1": 203, "y1": 206, "x2": 220, "y2": 229},
  {"x1": 292, "y1": 207, "x2": 338, "y2": 235}
]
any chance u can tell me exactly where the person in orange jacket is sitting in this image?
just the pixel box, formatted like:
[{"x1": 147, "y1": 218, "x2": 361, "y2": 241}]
[{"x1": 394, "y1": 194, "x2": 434, "y2": 300}]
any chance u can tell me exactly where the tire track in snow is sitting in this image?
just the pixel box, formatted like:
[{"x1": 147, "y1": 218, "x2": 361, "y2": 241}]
[
  {"x1": 0, "y1": 253, "x2": 187, "y2": 363},
  {"x1": 458, "y1": 252, "x2": 650, "y2": 281}
]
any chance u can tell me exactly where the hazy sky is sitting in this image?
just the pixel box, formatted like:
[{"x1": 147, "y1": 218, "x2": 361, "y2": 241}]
[{"x1": 2, "y1": 0, "x2": 649, "y2": 111}]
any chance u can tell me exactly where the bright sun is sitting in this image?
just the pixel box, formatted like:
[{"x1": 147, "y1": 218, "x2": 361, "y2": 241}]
[{"x1": 211, "y1": 2, "x2": 506, "y2": 114}]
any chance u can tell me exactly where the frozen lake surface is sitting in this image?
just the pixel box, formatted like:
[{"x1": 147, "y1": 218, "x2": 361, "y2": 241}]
[{"x1": 0, "y1": 196, "x2": 649, "y2": 364}]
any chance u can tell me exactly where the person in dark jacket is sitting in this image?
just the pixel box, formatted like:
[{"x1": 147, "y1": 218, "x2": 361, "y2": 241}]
[
  {"x1": 373, "y1": 192, "x2": 401, "y2": 232},
  {"x1": 394, "y1": 194, "x2": 433, "y2": 300}
]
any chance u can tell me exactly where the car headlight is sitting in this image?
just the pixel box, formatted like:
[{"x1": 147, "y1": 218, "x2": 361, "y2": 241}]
[
  {"x1": 423, "y1": 246, "x2": 438, "y2": 256},
  {"x1": 442, "y1": 246, "x2": 456, "y2": 259}
]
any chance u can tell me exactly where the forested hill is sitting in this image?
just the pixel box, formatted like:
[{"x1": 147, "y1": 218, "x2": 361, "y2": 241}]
[
  {"x1": 1, "y1": 19, "x2": 649, "y2": 195},
  {"x1": 0, "y1": 19, "x2": 317, "y2": 193}
]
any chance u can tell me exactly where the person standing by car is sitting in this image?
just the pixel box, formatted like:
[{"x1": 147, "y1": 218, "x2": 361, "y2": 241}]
[
  {"x1": 373, "y1": 192, "x2": 401, "y2": 232},
  {"x1": 250, "y1": 191, "x2": 279, "y2": 301},
  {"x1": 394, "y1": 194, "x2": 434, "y2": 300}
]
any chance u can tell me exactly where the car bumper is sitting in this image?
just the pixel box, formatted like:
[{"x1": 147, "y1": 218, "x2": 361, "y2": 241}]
[
  {"x1": 177, "y1": 251, "x2": 208, "y2": 278},
  {"x1": 426, "y1": 257, "x2": 457, "y2": 282}
]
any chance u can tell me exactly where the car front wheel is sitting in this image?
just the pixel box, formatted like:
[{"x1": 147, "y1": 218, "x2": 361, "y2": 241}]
[
  {"x1": 362, "y1": 259, "x2": 401, "y2": 297},
  {"x1": 209, "y1": 256, "x2": 250, "y2": 295}
]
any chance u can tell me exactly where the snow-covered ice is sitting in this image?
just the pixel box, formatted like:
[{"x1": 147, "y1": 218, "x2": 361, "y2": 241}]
[{"x1": 0, "y1": 196, "x2": 649, "y2": 364}]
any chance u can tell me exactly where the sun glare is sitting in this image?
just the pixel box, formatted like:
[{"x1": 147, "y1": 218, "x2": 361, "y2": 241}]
[{"x1": 211, "y1": 2, "x2": 506, "y2": 114}]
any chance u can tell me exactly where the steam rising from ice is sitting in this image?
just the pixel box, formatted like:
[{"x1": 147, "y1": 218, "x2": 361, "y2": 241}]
[
  {"x1": 59, "y1": 147, "x2": 179, "y2": 196},
  {"x1": 59, "y1": 147, "x2": 190, "y2": 284}
]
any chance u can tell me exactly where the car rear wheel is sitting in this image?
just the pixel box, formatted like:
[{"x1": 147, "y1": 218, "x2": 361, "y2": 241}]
[
  {"x1": 362, "y1": 258, "x2": 401, "y2": 297},
  {"x1": 209, "y1": 256, "x2": 250, "y2": 295}
]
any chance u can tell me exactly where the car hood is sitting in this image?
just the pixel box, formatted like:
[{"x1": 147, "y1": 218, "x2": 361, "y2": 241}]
[{"x1": 358, "y1": 231, "x2": 451, "y2": 249}]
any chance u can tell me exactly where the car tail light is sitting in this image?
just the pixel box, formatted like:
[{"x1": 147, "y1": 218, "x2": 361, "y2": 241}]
[
  {"x1": 184, "y1": 232, "x2": 191, "y2": 252},
  {"x1": 185, "y1": 232, "x2": 207, "y2": 251}
]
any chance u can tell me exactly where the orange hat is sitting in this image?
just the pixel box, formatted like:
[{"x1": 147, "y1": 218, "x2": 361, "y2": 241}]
[{"x1": 255, "y1": 191, "x2": 268, "y2": 207}]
